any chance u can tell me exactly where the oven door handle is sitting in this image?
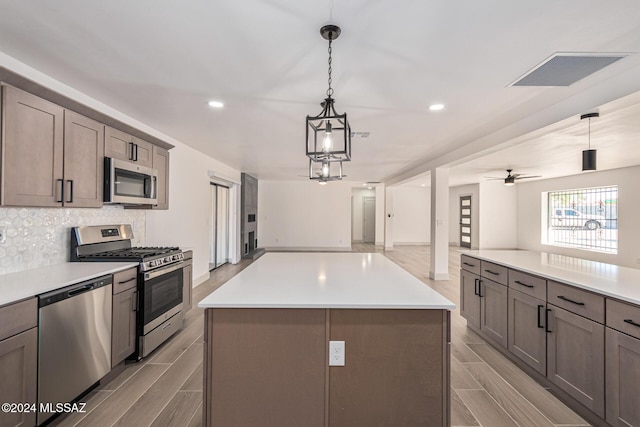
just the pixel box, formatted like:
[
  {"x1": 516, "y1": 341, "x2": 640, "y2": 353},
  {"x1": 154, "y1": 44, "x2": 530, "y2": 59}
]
[{"x1": 144, "y1": 262, "x2": 184, "y2": 280}]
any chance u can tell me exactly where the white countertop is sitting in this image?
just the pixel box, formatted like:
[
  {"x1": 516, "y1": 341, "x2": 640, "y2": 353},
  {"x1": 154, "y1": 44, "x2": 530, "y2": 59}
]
[
  {"x1": 462, "y1": 250, "x2": 640, "y2": 306},
  {"x1": 0, "y1": 262, "x2": 139, "y2": 306},
  {"x1": 198, "y1": 252, "x2": 455, "y2": 309}
]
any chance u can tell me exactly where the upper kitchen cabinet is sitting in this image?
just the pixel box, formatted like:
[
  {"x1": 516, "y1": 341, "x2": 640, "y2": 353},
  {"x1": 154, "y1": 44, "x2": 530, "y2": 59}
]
[
  {"x1": 1, "y1": 86, "x2": 103, "y2": 208},
  {"x1": 105, "y1": 126, "x2": 153, "y2": 168},
  {"x1": 152, "y1": 145, "x2": 170, "y2": 210},
  {"x1": 63, "y1": 111, "x2": 104, "y2": 207}
]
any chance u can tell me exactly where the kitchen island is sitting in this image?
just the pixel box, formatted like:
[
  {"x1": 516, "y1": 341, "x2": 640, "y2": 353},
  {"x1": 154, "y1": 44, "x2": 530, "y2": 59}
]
[{"x1": 198, "y1": 252, "x2": 455, "y2": 427}]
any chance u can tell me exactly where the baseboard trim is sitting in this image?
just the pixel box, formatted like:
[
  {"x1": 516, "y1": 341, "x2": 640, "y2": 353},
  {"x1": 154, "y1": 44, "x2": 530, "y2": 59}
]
[
  {"x1": 394, "y1": 242, "x2": 430, "y2": 246},
  {"x1": 193, "y1": 272, "x2": 210, "y2": 288},
  {"x1": 429, "y1": 272, "x2": 450, "y2": 280}
]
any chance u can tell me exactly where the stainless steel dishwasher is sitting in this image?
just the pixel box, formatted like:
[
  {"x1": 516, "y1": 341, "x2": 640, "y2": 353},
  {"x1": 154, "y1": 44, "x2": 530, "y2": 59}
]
[{"x1": 37, "y1": 275, "x2": 112, "y2": 425}]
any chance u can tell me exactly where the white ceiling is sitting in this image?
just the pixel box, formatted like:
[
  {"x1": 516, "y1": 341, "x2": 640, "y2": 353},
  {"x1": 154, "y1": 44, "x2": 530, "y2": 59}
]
[{"x1": 1, "y1": 1, "x2": 640, "y2": 185}]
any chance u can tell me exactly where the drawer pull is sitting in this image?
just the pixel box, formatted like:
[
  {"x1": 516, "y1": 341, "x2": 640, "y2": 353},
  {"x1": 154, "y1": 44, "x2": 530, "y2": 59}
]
[
  {"x1": 514, "y1": 280, "x2": 534, "y2": 288},
  {"x1": 484, "y1": 269, "x2": 500, "y2": 276},
  {"x1": 463, "y1": 262, "x2": 475, "y2": 267},
  {"x1": 118, "y1": 277, "x2": 137, "y2": 285},
  {"x1": 624, "y1": 319, "x2": 640, "y2": 328},
  {"x1": 557, "y1": 295, "x2": 585, "y2": 306}
]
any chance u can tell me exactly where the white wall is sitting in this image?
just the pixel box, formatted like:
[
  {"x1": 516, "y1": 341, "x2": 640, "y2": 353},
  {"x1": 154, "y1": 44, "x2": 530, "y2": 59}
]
[
  {"x1": 258, "y1": 181, "x2": 352, "y2": 250},
  {"x1": 516, "y1": 165, "x2": 640, "y2": 268},
  {"x1": 478, "y1": 181, "x2": 517, "y2": 249},
  {"x1": 146, "y1": 142, "x2": 241, "y2": 285},
  {"x1": 351, "y1": 188, "x2": 376, "y2": 242},
  {"x1": 449, "y1": 184, "x2": 480, "y2": 247},
  {"x1": 393, "y1": 187, "x2": 430, "y2": 244}
]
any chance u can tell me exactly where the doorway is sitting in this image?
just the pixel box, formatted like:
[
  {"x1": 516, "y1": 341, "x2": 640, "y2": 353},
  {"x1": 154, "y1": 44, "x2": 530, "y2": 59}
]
[
  {"x1": 363, "y1": 197, "x2": 376, "y2": 243},
  {"x1": 210, "y1": 183, "x2": 230, "y2": 270},
  {"x1": 459, "y1": 195, "x2": 472, "y2": 248}
]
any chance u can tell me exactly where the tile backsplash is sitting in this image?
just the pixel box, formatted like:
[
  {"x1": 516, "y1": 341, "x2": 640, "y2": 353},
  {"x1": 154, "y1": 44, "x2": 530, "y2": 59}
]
[{"x1": 0, "y1": 206, "x2": 145, "y2": 275}]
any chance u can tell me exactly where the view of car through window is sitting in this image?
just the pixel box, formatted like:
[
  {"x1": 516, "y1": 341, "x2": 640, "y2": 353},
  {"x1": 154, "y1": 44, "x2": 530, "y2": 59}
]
[{"x1": 547, "y1": 186, "x2": 618, "y2": 253}]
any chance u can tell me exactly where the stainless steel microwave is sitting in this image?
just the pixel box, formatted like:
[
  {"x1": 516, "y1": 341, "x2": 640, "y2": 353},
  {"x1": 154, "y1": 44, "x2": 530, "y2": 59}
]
[{"x1": 104, "y1": 157, "x2": 158, "y2": 205}]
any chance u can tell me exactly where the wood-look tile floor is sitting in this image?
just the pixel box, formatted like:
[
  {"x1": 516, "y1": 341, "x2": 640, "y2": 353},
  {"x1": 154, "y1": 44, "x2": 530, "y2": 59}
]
[{"x1": 54, "y1": 245, "x2": 589, "y2": 427}]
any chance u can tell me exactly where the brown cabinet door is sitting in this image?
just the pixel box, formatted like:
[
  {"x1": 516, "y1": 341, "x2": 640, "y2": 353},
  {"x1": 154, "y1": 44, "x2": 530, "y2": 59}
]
[
  {"x1": 152, "y1": 145, "x2": 170, "y2": 210},
  {"x1": 547, "y1": 305, "x2": 604, "y2": 417},
  {"x1": 2, "y1": 86, "x2": 64, "y2": 207},
  {"x1": 182, "y1": 263, "x2": 193, "y2": 313},
  {"x1": 63, "y1": 110, "x2": 104, "y2": 207},
  {"x1": 460, "y1": 269, "x2": 480, "y2": 328},
  {"x1": 112, "y1": 287, "x2": 137, "y2": 367},
  {"x1": 479, "y1": 278, "x2": 508, "y2": 349},
  {"x1": 104, "y1": 126, "x2": 133, "y2": 162},
  {"x1": 132, "y1": 138, "x2": 153, "y2": 168},
  {"x1": 508, "y1": 288, "x2": 546, "y2": 375},
  {"x1": 606, "y1": 327, "x2": 640, "y2": 426},
  {"x1": 0, "y1": 328, "x2": 37, "y2": 427}
]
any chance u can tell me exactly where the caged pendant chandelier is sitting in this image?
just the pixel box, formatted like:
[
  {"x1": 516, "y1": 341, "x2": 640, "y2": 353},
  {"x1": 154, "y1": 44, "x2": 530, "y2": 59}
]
[{"x1": 306, "y1": 24, "x2": 351, "y2": 183}]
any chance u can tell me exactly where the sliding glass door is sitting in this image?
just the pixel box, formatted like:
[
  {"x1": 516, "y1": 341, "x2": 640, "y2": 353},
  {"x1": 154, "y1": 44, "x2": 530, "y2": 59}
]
[{"x1": 210, "y1": 183, "x2": 230, "y2": 270}]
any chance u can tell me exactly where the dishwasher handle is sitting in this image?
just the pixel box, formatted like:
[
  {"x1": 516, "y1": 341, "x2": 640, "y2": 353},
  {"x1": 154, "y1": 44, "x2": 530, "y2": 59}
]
[{"x1": 67, "y1": 284, "x2": 95, "y2": 297}]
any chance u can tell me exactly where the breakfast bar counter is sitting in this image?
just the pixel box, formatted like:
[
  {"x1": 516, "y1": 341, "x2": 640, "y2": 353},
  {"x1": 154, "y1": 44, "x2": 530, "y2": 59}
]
[{"x1": 198, "y1": 252, "x2": 455, "y2": 427}]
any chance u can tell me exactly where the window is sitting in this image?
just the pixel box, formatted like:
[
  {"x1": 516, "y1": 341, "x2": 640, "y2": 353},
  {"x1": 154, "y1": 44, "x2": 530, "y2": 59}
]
[{"x1": 547, "y1": 186, "x2": 618, "y2": 253}]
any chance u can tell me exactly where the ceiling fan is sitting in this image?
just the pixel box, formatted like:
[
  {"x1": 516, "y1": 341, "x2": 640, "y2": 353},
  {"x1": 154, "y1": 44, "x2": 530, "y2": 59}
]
[{"x1": 485, "y1": 169, "x2": 541, "y2": 186}]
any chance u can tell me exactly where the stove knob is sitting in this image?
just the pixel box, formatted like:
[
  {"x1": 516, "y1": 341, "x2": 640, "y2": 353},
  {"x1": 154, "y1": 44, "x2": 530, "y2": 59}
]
[
  {"x1": 165, "y1": 256, "x2": 172, "y2": 263},
  {"x1": 149, "y1": 260, "x2": 156, "y2": 267}
]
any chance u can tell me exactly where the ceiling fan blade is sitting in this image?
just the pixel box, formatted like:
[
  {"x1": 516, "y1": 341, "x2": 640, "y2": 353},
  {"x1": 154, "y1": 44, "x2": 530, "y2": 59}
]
[
  {"x1": 515, "y1": 175, "x2": 542, "y2": 180},
  {"x1": 484, "y1": 177, "x2": 505, "y2": 180}
]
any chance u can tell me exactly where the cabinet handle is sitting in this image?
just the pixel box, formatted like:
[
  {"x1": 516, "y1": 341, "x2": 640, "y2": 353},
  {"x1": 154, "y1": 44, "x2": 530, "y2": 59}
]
[
  {"x1": 537, "y1": 305, "x2": 544, "y2": 328},
  {"x1": 557, "y1": 295, "x2": 585, "y2": 306},
  {"x1": 56, "y1": 179, "x2": 64, "y2": 203},
  {"x1": 624, "y1": 319, "x2": 640, "y2": 328},
  {"x1": 545, "y1": 308, "x2": 552, "y2": 333},
  {"x1": 463, "y1": 262, "x2": 475, "y2": 267},
  {"x1": 514, "y1": 280, "x2": 534, "y2": 288},
  {"x1": 118, "y1": 277, "x2": 136, "y2": 285},
  {"x1": 131, "y1": 291, "x2": 137, "y2": 312},
  {"x1": 484, "y1": 269, "x2": 499, "y2": 276},
  {"x1": 473, "y1": 278, "x2": 479, "y2": 296},
  {"x1": 134, "y1": 144, "x2": 139, "y2": 161},
  {"x1": 129, "y1": 142, "x2": 135, "y2": 160},
  {"x1": 67, "y1": 180, "x2": 74, "y2": 203},
  {"x1": 478, "y1": 280, "x2": 484, "y2": 298}
]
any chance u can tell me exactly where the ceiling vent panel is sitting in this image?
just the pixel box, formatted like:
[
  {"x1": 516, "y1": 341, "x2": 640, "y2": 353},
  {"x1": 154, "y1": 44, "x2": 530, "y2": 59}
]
[{"x1": 511, "y1": 53, "x2": 626, "y2": 87}]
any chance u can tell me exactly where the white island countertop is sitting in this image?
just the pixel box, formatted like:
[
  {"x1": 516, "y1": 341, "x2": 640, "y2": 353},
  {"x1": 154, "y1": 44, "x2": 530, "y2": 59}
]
[
  {"x1": 462, "y1": 250, "x2": 640, "y2": 306},
  {"x1": 198, "y1": 252, "x2": 455, "y2": 309},
  {"x1": 0, "y1": 262, "x2": 139, "y2": 306}
]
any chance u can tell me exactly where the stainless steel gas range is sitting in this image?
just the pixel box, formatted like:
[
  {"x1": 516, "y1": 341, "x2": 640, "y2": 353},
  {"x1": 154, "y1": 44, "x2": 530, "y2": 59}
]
[{"x1": 70, "y1": 224, "x2": 185, "y2": 359}]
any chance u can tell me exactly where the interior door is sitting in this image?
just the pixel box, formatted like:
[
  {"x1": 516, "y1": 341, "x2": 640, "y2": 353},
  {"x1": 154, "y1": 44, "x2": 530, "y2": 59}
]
[
  {"x1": 459, "y1": 195, "x2": 472, "y2": 248},
  {"x1": 363, "y1": 197, "x2": 376, "y2": 243},
  {"x1": 210, "y1": 184, "x2": 217, "y2": 269}
]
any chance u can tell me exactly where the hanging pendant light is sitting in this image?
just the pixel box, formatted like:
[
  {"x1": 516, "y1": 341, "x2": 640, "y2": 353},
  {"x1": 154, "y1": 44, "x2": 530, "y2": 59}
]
[
  {"x1": 306, "y1": 24, "x2": 351, "y2": 182},
  {"x1": 581, "y1": 112, "x2": 599, "y2": 171}
]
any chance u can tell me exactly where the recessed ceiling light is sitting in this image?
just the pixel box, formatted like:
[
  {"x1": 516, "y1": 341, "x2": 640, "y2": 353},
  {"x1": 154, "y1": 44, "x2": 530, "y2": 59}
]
[
  {"x1": 429, "y1": 103, "x2": 444, "y2": 111},
  {"x1": 367, "y1": 186, "x2": 372, "y2": 190},
  {"x1": 208, "y1": 100, "x2": 224, "y2": 108},
  {"x1": 421, "y1": 184, "x2": 427, "y2": 187}
]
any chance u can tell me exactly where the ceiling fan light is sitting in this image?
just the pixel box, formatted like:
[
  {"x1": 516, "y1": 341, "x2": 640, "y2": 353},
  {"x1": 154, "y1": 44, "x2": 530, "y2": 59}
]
[
  {"x1": 582, "y1": 149, "x2": 597, "y2": 171},
  {"x1": 504, "y1": 175, "x2": 515, "y2": 186},
  {"x1": 504, "y1": 181, "x2": 515, "y2": 186}
]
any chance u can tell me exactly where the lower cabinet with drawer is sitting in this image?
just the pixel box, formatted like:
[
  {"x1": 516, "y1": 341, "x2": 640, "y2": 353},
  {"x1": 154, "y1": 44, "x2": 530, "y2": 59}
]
[
  {"x1": 112, "y1": 267, "x2": 138, "y2": 367},
  {"x1": 605, "y1": 299, "x2": 640, "y2": 426},
  {"x1": 459, "y1": 267, "x2": 507, "y2": 349},
  {"x1": 0, "y1": 298, "x2": 38, "y2": 427}
]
